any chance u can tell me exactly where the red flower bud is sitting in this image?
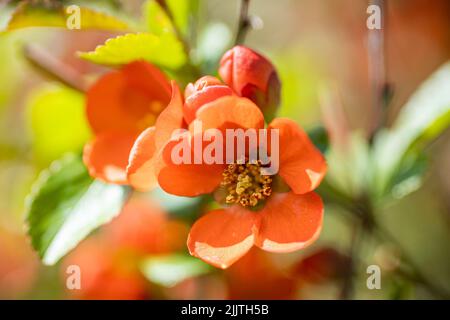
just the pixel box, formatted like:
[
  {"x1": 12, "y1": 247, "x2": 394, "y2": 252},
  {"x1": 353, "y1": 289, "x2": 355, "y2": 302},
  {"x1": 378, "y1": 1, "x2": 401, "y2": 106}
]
[
  {"x1": 183, "y1": 76, "x2": 234, "y2": 124},
  {"x1": 219, "y1": 45, "x2": 281, "y2": 120}
]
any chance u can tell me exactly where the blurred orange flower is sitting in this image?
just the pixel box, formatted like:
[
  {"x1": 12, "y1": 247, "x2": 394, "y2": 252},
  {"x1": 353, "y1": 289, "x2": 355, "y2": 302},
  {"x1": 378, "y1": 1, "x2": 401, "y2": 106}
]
[
  {"x1": 62, "y1": 198, "x2": 188, "y2": 300},
  {"x1": 83, "y1": 60, "x2": 171, "y2": 185},
  {"x1": 0, "y1": 228, "x2": 38, "y2": 299},
  {"x1": 225, "y1": 248, "x2": 296, "y2": 299}
]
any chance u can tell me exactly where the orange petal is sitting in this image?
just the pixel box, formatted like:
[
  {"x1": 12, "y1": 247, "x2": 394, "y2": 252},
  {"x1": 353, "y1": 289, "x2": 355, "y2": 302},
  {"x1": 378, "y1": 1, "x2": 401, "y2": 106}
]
[
  {"x1": 183, "y1": 85, "x2": 234, "y2": 124},
  {"x1": 154, "y1": 81, "x2": 186, "y2": 150},
  {"x1": 193, "y1": 96, "x2": 264, "y2": 132},
  {"x1": 255, "y1": 191, "x2": 323, "y2": 253},
  {"x1": 157, "y1": 131, "x2": 225, "y2": 196},
  {"x1": 126, "y1": 127, "x2": 158, "y2": 191},
  {"x1": 269, "y1": 118, "x2": 327, "y2": 194},
  {"x1": 87, "y1": 61, "x2": 170, "y2": 134},
  {"x1": 122, "y1": 60, "x2": 171, "y2": 101},
  {"x1": 187, "y1": 206, "x2": 260, "y2": 269},
  {"x1": 83, "y1": 132, "x2": 137, "y2": 184}
]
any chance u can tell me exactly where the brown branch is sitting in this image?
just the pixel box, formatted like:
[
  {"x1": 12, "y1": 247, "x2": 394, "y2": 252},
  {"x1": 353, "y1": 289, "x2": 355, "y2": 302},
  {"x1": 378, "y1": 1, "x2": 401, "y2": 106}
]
[
  {"x1": 24, "y1": 44, "x2": 88, "y2": 92},
  {"x1": 234, "y1": 0, "x2": 251, "y2": 45}
]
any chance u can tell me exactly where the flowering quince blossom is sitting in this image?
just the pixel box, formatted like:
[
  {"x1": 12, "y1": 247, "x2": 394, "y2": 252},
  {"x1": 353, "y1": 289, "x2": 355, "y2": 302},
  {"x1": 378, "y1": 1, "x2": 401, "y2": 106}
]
[
  {"x1": 126, "y1": 46, "x2": 327, "y2": 269},
  {"x1": 157, "y1": 97, "x2": 327, "y2": 268},
  {"x1": 83, "y1": 60, "x2": 173, "y2": 187}
]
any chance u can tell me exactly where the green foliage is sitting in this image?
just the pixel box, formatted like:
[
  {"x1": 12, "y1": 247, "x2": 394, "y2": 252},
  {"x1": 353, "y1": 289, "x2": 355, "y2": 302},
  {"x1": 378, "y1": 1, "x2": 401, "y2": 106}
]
[
  {"x1": 372, "y1": 61, "x2": 450, "y2": 198},
  {"x1": 140, "y1": 253, "x2": 212, "y2": 287},
  {"x1": 79, "y1": 33, "x2": 187, "y2": 69},
  {"x1": 144, "y1": 0, "x2": 198, "y2": 36},
  {"x1": 25, "y1": 154, "x2": 130, "y2": 265},
  {"x1": 26, "y1": 84, "x2": 91, "y2": 167}
]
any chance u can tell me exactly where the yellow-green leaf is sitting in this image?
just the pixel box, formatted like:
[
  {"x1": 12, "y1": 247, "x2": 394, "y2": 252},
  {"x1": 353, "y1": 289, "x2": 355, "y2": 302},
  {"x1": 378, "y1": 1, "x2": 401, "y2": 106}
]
[
  {"x1": 26, "y1": 84, "x2": 92, "y2": 167},
  {"x1": 79, "y1": 33, "x2": 186, "y2": 69},
  {"x1": 4, "y1": 3, "x2": 129, "y2": 31}
]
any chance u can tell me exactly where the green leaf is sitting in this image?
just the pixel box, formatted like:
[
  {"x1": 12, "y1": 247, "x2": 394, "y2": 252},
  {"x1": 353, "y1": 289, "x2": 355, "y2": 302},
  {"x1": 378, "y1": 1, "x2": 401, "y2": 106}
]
[
  {"x1": 372, "y1": 61, "x2": 450, "y2": 196},
  {"x1": 389, "y1": 152, "x2": 427, "y2": 200},
  {"x1": 140, "y1": 254, "x2": 211, "y2": 287},
  {"x1": 3, "y1": 2, "x2": 130, "y2": 32},
  {"x1": 25, "y1": 154, "x2": 130, "y2": 265},
  {"x1": 79, "y1": 33, "x2": 186, "y2": 69},
  {"x1": 26, "y1": 84, "x2": 92, "y2": 167}
]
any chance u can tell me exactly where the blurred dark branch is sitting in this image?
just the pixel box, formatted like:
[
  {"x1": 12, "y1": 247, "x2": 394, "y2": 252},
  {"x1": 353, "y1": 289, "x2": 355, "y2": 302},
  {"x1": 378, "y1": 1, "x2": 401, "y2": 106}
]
[
  {"x1": 24, "y1": 44, "x2": 88, "y2": 92},
  {"x1": 235, "y1": 0, "x2": 251, "y2": 45}
]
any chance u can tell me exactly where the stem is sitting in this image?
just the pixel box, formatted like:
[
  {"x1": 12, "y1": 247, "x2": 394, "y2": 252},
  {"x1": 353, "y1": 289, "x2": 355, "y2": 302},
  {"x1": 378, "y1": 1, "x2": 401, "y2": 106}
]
[
  {"x1": 157, "y1": 0, "x2": 201, "y2": 79},
  {"x1": 24, "y1": 45, "x2": 88, "y2": 92},
  {"x1": 235, "y1": 0, "x2": 251, "y2": 45}
]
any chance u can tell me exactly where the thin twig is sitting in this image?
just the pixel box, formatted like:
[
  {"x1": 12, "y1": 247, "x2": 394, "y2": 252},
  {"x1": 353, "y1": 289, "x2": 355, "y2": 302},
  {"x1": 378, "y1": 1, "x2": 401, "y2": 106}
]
[
  {"x1": 24, "y1": 45, "x2": 88, "y2": 92},
  {"x1": 157, "y1": 0, "x2": 201, "y2": 79},
  {"x1": 234, "y1": 0, "x2": 251, "y2": 45}
]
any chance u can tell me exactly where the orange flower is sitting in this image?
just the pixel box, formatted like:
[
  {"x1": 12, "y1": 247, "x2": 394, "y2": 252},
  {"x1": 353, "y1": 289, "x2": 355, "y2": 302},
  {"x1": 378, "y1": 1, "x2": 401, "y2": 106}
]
[
  {"x1": 62, "y1": 238, "x2": 148, "y2": 300},
  {"x1": 155, "y1": 96, "x2": 327, "y2": 268},
  {"x1": 225, "y1": 248, "x2": 296, "y2": 299},
  {"x1": 219, "y1": 45, "x2": 281, "y2": 119},
  {"x1": 62, "y1": 198, "x2": 188, "y2": 300},
  {"x1": 83, "y1": 60, "x2": 172, "y2": 186}
]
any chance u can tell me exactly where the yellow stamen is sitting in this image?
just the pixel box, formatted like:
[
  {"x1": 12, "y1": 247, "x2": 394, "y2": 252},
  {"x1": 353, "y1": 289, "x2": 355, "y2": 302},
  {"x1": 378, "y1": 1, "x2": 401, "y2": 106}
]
[{"x1": 221, "y1": 160, "x2": 273, "y2": 208}]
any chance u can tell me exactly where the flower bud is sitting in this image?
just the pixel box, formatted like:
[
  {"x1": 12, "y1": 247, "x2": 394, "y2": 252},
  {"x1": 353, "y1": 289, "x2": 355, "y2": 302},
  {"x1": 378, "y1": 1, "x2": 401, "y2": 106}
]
[
  {"x1": 183, "y1": 76, "x2": 234, "y2": 124},
  {"x1": 219, "y1": 45, "x2": 281, "y2": 120}
]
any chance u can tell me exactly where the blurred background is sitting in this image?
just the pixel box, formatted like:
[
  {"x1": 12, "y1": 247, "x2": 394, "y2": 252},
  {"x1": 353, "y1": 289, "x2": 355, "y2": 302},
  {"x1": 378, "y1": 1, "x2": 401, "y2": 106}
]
[{"x1": 0, "y1": 0, "x2": 449, "y2": 299}]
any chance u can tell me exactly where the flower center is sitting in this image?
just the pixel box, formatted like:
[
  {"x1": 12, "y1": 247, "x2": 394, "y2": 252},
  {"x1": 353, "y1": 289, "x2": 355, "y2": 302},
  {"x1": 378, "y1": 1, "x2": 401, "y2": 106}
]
[{"x1": 221, "y1": 161, "x2": 273, "y2": 208}]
